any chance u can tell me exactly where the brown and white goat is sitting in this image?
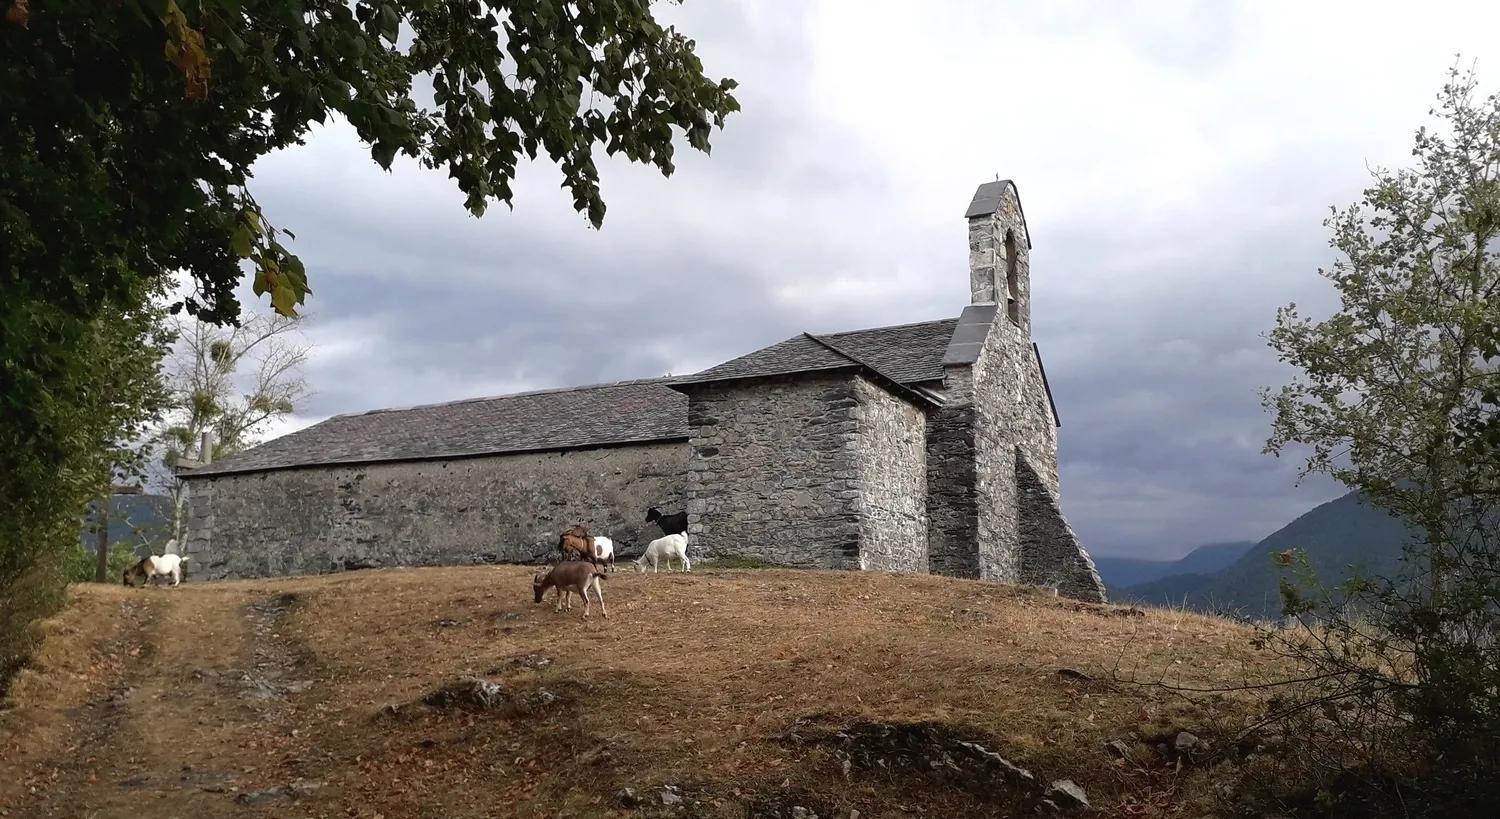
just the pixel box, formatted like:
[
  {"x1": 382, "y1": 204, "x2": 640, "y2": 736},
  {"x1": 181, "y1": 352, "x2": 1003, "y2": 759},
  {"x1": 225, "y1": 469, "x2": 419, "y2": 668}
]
[
  {"x1": 557, "y1": 525, "x2": 616, "y2": 571},
  {"x1": 123, "y1": 553, "x2": 189, "y2": 587},
  {"x1": 532, "y1": 560, "x2": 609, "y2": 618}
]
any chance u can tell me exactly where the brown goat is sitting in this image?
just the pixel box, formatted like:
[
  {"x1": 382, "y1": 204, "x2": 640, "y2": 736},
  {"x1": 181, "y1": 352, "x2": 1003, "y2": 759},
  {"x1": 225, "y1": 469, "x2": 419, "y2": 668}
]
[
  {"x1": 532, "y1": 561, "x2": 608, "y2": 618},
  {"x1": 557, "y1": 525, "x2": 596, "y2": 564}
]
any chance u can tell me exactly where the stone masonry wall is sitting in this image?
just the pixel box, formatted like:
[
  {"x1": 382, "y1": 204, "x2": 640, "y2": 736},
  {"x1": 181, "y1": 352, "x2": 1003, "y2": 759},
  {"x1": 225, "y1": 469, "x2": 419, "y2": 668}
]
[
  {"x1": 180, "y1": 442, "x2": 687, "y2": 580},
  {"x1": 966, "y1": 308, "x2": 1104, "y2": 601},
  {"x1": 1017, "y1": 454, "x2": 1107, "y2": 602},
  {"x1": 924, "y1": 400, "x2": 979, "y2": 579},
  {"x1": 969, "y1": 318, "x2": 1025, "y2": 583},
  {"x1": 683, "y1": 376, "x2": 861, "y2": 568},
  {"x1": 1014, "y1": 347, "x2": 1060, "y2": 495},
  {"x1": 850, "y1": 376, "x2": 928, "y2": 573}
]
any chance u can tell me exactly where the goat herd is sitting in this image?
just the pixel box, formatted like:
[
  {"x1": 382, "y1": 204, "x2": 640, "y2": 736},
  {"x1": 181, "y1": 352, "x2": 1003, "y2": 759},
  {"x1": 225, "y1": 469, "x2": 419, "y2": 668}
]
[
  {"x1": 115, "y1": 506, "x2": 698, "y2": 626},
  {"x1": 529, "y1": 506, "x2": 692, "y2": 620}
]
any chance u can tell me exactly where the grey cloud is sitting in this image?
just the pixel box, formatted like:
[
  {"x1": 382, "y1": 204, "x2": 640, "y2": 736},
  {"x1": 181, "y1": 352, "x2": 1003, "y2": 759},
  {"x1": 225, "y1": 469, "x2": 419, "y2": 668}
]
[
  {"x1": 1034, "y1": 192, "x2": 1359, "y2": 557},
  {"x1": 228, "y1": 1, "x2": 1383, "y2": 567}
]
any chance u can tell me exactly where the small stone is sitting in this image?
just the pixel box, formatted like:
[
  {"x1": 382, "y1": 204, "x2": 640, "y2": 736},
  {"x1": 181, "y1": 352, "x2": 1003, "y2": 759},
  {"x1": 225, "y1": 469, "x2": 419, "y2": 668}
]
[
  {"x1": 660, "y1": 785, "x2": 683, "y2": 806},
  {"x1": 528, "y1": 690, "x2": 556, "y2": 706},
  {"x1": 1043, "y1": 780, "x2": 1089, "y2": 811},
  {"x1": 422, "y1": 677, "x2": 505, "y2": 710},
  {"x1": 849, "y1": 811, "x2": 860, "y2": 819},
  {"x1": 791, "y1": 808, "x2": 812, "y2": 819},
  {"x1": 1174, "y1": 731, "x2": 1201, "y2": 754},
  {"x1": 1104, "y1": 739, "x2": 1132, "y2": 758}
]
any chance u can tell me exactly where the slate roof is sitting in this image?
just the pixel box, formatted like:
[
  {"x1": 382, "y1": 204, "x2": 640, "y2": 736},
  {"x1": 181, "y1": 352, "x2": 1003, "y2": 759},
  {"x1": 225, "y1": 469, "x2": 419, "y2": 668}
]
[
  {"x1": 669, "y1": 317, "x2": 958, "y2": 388},
  {"x1": 183, "y1": 316, "x2": 964, "y2": 478},
  {"x1": 182, "y1": 378, "x2": 689, "y2": 478}
]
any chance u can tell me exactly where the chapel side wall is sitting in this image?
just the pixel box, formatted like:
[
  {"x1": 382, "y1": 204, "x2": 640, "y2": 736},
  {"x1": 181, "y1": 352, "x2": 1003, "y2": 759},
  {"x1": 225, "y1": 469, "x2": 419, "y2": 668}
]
[
  {"x1": 683, "y1": 376, "x2": 861, "y2": 568},
  {"x1": 851, "y1": 376, "x2": 928, "y2": 573},
  {"x1": 925, "y1": 369, "x2": 980, "y2": 579},
  {"x1": 968, "y1": 319, "x2": 1024, "y2": 583},
  {"x1": 180, "y1": 442, "x2": 687, "y2": 581},
  {"x1": 1014, "y1": 348, "x2": 1060, "y2": 495},
  {"x1": 967, "y1": 301, "x2": 1106, "y2": 602},
  {"x1": 1016, "y1": 456, "x2": 1107, "y2": 602}
]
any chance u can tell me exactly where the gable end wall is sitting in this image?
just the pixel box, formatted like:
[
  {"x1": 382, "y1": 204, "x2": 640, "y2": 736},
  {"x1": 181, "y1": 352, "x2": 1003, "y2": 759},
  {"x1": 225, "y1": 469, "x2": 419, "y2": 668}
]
[
  {"x1": 683, "y1": 376, "x2": 862, "y2": 568},
  {"x1": 851, "y1": 376, "x2": 929, "y2": 573}
]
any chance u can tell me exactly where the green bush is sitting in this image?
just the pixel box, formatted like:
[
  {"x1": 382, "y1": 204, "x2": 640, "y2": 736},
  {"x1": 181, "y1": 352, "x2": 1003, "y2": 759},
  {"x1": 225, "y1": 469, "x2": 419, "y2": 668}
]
[{"x1": 66, "y1": 539, "x2": 146, "y2": 586}]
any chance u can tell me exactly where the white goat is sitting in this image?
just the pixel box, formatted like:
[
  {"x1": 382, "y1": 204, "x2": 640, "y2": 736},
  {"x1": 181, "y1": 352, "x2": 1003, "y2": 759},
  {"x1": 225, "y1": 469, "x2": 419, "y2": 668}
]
[
  {"x1": 634, "y1": 533, "x2": 690, "y2": 573},
  {"x1": 124, "y1": 553, "x2": 189, "y2": 587}
]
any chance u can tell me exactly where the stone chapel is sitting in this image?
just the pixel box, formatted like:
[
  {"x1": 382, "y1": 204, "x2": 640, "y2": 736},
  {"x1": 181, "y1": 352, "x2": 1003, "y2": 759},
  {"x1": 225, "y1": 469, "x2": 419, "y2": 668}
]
[{"x1": 179, "y1": 180, "x2": 1108, "y2": 602}]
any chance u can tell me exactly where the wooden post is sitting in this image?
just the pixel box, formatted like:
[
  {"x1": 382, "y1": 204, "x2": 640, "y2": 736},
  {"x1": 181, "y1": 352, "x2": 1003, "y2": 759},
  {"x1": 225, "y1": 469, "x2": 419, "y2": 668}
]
[{"x1": 93, "y1": 484, "x2": 144, "y2": 583}]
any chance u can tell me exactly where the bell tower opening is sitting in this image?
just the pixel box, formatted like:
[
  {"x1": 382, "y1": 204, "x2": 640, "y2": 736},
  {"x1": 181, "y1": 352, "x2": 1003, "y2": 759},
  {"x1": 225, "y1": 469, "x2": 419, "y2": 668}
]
[{"x1": 1004, "y1": 230, "x2": 1019, "y2": 324}]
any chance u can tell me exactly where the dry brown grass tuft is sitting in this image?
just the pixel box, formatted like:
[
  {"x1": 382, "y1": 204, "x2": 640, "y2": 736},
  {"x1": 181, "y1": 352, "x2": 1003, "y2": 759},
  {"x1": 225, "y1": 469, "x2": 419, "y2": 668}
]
[{"x1": 0, "y1": 566, "x2": 1287, "y2": 817}]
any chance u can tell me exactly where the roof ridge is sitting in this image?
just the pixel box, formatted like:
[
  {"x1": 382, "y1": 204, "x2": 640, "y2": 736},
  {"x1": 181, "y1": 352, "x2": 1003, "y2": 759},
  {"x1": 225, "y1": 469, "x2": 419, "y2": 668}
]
[
  {"x1": 802, "y1": 333, "x2": 940, "y2": 408},
  {"x1": 343, "y1": 376, "x2": 678, "y2": 419},
  {"x1": 822, "y1": 315, "x2": 959, "y2": 337}
]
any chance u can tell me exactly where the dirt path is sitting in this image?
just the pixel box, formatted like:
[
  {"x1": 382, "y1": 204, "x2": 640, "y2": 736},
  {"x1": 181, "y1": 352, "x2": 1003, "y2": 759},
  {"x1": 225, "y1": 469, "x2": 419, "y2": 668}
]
[{"x1": 1, "y1": 585, "x2": 335, "y2": 818}]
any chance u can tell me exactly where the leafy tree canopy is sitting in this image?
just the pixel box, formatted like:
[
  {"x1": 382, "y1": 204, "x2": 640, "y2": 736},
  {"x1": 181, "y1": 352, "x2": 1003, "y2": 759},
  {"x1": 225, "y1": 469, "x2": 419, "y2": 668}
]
[
  {"x1": 2, "y1": 0, "x2": 740, "y2": 326},
  {"x1": 0, "y1": 0, "x2": 735, "y2": 688}
]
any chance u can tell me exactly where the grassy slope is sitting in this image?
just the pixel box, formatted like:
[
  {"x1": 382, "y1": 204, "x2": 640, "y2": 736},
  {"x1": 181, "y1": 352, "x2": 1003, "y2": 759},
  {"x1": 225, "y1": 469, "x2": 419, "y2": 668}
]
[
  {"x1": 0, "y1": 566, "x2": 1283, "y2": 818},
  {"x1": 1116, "y1": 492, "x2": 1415, "y2": 618}
]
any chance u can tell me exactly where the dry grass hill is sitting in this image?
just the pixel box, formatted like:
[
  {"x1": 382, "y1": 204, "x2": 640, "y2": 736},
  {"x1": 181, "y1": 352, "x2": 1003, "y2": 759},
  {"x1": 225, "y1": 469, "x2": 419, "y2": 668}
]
[{"x1": 0, "y1": 565, "x2": 1287, "y2": 818}]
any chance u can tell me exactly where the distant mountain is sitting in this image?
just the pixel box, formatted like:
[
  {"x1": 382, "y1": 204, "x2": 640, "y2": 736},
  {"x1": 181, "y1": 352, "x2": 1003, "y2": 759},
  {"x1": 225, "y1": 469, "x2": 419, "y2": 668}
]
[
  {"x1": 80, "y1": 494, "x2": 174, "y2": 555},
  {"x1": 1094, "y1": 541, "x2": 1257, "y2": 590},
  {"x1": 1114, "y1": 491, "x2": 1417, "y2": 619}
]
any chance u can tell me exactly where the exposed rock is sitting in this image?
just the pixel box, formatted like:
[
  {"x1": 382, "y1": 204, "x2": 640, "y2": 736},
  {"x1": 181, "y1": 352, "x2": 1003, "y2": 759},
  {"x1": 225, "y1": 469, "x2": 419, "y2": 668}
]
[
  {"x1": 1043, "y1": 779, "x2": 1089, "y2": 811},
  {"x1": 178, "y1": 767, "x2": 234, "y2": 792},
  {"x1": 955, "y1": 740, "x2": 1036, "y2": 784},
  {"x1": 105, "y1": 686, "x2": 136, "y2": 706},
  {"x1": 1104, "y1": 739, "x2": 1132, "y2": 759},
  {"x1": 526, "y1": 689, "x2": 556, "y2": 706},
  {"x1": 232, "y1": 780, "x2": 324, "y2": 804},
  {"x1": 422, "y1": 677, "x2": 505, "y2": 710},
  {"x1": 1174, "y1": 731, "x2": 1201, "y2": 754}
]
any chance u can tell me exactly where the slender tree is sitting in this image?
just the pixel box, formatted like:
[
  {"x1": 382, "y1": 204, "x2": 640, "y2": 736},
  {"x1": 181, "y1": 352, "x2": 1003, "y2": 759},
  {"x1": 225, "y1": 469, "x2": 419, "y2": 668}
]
[
  {"x1": 1255, "y1": 60, "x2": 1500, "y2": 816},
  {"x1": 158, "y1": 310, "x2": 312, "y2": 540}
]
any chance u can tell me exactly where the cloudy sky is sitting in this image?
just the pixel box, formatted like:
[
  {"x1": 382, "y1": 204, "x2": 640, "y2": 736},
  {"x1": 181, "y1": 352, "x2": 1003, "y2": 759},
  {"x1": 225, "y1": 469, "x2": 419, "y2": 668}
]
[{"x1": 224, "y1": 0, "x2": 1500, "y2": 560}]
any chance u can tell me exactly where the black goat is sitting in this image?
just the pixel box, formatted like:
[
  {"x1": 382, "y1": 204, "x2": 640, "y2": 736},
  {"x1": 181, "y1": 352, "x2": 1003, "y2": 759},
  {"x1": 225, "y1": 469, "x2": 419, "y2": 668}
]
[{"x1": 644, "y1": 506, "x2": 689, "y2": 536}]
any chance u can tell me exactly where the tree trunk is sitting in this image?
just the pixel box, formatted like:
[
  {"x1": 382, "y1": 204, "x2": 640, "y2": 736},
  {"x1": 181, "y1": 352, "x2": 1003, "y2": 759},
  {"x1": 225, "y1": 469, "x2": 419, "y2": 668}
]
[
  {"x1": 171, "y1": 479, "x2": 186, "y2": 545},
  {"x1": 93, "y1": 496, "x2": 110, "y2": 583}
]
